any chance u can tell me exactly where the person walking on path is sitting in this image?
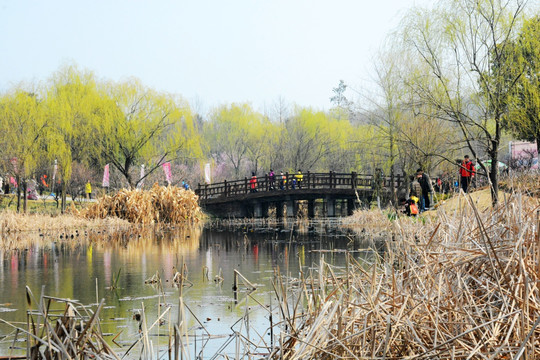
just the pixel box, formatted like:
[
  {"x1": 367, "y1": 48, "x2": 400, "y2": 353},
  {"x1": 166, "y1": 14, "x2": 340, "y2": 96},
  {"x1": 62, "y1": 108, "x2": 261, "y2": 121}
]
[
  {"x1": 459, "y1": 155, "x2": 475, "y2": 193},
  {"x1": 417, "y1": 169, "x2": 434, "y2": 209},
  {"x1": 85, "y1": 181, "x2": 92, "y2": 200},
  {"x1": 250, "y1": 172, "x2": 257, "y2": 193}
]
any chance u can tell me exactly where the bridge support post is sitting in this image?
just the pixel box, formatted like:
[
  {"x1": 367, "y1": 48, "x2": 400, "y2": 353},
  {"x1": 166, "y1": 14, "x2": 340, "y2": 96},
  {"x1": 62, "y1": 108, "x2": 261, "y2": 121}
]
[
  {"x1": 286, "y1": 200, "x2": 295, "y2": 217},
  {"x1": 275, "y1": 202, "x2": 284, "y2": 219},
  {"x1": 307, "y1": 199, "x2": 315, "y2": 218},
  {"x1": 326, "y1": 197, "x2": 336, "y2": 217},
  {"x1": 261, "y1": 202, "x2": 269, "y2": 218},
  {"x1": 254, "y1": 202, "x2": 263, "y2": 218},
  {"x1": 347, "y1": 198, "x2": 355, "y2": 216}
]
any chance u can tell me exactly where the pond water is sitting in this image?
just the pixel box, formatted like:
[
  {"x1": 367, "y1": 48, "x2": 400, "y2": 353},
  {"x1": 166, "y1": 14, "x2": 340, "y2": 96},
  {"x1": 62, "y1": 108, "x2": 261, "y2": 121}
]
[{"x1": 0, "y1": 221, "x2": 376, "y2": 359}]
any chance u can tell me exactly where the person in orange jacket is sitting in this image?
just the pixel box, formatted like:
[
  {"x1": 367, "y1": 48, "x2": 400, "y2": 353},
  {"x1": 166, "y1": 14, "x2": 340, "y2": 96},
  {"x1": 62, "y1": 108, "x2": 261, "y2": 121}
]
[{"x1": 459, "y1": 155, "x2": 475, "y2": 193}]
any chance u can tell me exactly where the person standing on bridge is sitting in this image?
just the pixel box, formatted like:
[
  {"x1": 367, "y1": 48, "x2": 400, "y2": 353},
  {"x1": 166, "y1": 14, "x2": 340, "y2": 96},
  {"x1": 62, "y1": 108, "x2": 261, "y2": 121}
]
[
  {"x1": 250, "y1": 172, "x2": 257, "y2": 193},
  {"x1": 268, "y1": 169, "x2": 275, "y2": 190},
  {"x1": 279, "y1": 171, "x2": 286, "y2": 190},
  {"x1": 295, "y1": 170, "x2": 303, "y2": 189}
]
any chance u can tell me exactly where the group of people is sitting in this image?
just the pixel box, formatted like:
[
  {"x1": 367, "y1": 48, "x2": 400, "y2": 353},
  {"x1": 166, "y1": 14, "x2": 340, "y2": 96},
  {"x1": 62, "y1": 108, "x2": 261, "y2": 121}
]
[
  {"x1": 405, "y1": 155, "x2": 476, "y2": 216},
  {"x1": 250, "y1": 169, "x2": 304, "y2": 193}
]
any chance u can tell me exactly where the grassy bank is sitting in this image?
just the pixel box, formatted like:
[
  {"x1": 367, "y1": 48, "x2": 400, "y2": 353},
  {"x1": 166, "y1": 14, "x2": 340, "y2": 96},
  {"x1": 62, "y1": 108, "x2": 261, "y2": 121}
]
[{"x1": 0, "y1": 194, "x2": 88, "y2": 215}]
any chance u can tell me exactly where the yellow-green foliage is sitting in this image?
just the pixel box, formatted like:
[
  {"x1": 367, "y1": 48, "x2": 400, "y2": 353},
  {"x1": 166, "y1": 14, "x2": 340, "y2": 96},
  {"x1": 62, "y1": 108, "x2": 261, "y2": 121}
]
[
  {"x1": 0, "y1": 88, "x2": 47, "y2": 178},
  {"x1": 206, "y1": 103, "x2": 264, "y2": 176},
  {"x1": 45, "y1": 65, "x2": 112, "y2": 180},
  {"x1": 81, "y1": 184, "x2": 202, "y2": 224},
  {"x1": 101, "y1": 78, "x2": 201, "y2": 188},
  {"x1": 507, "y1": 16, "x2": 540, "y2": 144}
]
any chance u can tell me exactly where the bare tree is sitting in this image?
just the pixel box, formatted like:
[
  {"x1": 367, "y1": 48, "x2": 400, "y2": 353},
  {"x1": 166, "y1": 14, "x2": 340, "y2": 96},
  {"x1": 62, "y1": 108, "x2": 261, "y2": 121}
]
[{"x1": 400, "y1": 0, "x2": 528, "y2": 205}]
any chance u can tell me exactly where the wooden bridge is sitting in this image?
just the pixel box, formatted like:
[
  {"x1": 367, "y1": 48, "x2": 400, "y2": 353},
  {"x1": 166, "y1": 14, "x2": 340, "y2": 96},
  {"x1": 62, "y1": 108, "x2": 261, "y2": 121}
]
[{"x1": 195, "y1": 171, "x2": 404, "y2": 218}]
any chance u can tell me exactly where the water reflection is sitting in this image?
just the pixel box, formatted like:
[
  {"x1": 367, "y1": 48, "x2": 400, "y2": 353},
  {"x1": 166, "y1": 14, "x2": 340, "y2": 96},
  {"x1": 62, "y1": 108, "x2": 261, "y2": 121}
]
[{"x1": 0, "y1": 223, "x2": 374, "y2": 358}]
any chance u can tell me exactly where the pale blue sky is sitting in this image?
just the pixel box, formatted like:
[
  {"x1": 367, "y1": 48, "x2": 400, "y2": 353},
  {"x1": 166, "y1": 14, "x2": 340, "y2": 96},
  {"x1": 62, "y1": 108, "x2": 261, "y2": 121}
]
[{"x1": 0, "y1": 0, "x2": 430, "y2": 113}]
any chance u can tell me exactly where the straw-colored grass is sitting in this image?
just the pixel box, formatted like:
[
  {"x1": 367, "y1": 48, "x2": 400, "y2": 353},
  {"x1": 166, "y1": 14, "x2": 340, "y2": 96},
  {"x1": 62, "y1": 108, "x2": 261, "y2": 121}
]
[
  {"x1": 500, "y1": 172, "x2": 540, "y2": 197},
  {"x1": 272, "y1": 192, "x2": 540, "y2": 359},
  {"x1": 342, "y1": 208, "x2": 393, "y2": 230},
  {"x1": 80, "y1": 183, "x2": 202, "y2": 224},
  {"x1": 0, "y1": 210, "x2": 130, "y2": 233}
]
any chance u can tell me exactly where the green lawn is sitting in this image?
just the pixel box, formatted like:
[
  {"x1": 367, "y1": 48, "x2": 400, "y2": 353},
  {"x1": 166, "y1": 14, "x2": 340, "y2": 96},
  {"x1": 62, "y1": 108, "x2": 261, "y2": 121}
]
[{"x1": 0, "y1": 194, "x2": 90, "y2": 215}]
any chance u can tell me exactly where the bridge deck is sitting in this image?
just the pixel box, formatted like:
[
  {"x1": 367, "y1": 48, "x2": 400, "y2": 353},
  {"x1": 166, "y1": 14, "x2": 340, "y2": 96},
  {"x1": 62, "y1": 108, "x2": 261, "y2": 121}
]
[{"x1": 196, "y1": 172, "x2": 403, "y2": 204}]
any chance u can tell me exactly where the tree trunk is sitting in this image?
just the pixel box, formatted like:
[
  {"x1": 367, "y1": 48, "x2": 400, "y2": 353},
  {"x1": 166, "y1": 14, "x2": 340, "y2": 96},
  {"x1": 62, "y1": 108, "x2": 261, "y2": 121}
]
[
  {"x1": 389, "y1": 130, "x2": 397, "y2": 207},
  {"x1": 16, "y1": 175, "x2": 21, "y2": 213},
  {"x1": 61, "y1": 181, "x2": 66, "y2": 214},
  {"x1": 402, "y1": 170, "x2": 410, "y2": 201},
  {"x1": 489, "y1": 149, "x2": 499, "y2": 207},
  {"x1": 535, "y1": 131, "x2": 540, "y2": 158},
  {"x1": 390, "y1": 164, "x2": 396, "y2": 207},
  {"x1": 22, "y1": 180, "x2": 27, "y2": 213},
  {"x1": 124, "y1": 157, "x2": 133, "y2": 189},
  {"x1": 126, "y1": 172, "x2": 134, "y2": 189}
]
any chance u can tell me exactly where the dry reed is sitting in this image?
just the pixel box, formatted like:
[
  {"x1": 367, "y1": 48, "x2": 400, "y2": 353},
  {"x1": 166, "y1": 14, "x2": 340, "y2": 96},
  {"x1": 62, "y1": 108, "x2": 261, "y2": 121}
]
[
  {"x1": 0, "y1": 211, "x2": 130, "y2": 233},
  {"x1": 0, "y1": 287, "x2": 120, "y2": 360},
  {"x1": 271, "y1": 192, "x2": 540, "y2": 359},
  {"x1": 80, "y1": 184, "x2": 202, "y2": 225}
]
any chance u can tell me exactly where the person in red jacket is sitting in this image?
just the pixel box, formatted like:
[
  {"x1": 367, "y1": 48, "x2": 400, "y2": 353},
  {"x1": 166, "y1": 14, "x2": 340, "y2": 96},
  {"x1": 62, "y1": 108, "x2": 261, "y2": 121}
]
[
  {"x1": 459, "y1": 155, "x2": 475, "y2": 193},
  {"x1": 250, "y1": 172, "x2": 257, "y2": 193}
]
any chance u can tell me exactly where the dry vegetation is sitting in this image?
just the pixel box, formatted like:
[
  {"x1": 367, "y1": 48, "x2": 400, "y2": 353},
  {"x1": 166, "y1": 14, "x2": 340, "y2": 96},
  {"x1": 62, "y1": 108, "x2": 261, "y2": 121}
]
[
  {"x1": 271, "y1": 192, "x2": 540, "y2": 359},
  {"x1": 80, "y1": 184, "x2": 202, "y2": 224},
  {"x1": 0, "y1": 211, "x2": 130, "y2": 233},
  {"x1": 0, "y1": 184, "x2": 202, "y2": 250},
  {"x1": 0, "y1": 210, "x2": 131, "y2": 252},
  {"x1": 0, "y1": 288, "x2": 119, "y2": 360},
  {"x1": 500, "y1": 172, "x2": 540, "y2": 198}
]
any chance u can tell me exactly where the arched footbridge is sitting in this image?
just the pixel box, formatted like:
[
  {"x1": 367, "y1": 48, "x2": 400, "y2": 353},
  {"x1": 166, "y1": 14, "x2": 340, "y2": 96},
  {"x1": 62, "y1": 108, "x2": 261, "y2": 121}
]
[{"x1": 195, "y1": 172, "x2": 404, "y2": 218}]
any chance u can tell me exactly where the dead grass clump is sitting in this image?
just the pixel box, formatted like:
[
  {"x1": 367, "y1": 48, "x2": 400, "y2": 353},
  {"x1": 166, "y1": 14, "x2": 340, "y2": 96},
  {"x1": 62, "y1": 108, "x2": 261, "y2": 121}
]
[
  {"x1": 0, "y1": 211, "x2": 130, "y2": 234},
  {"x1": 342, "y1": 208, "x2": 393, "y2": 233},
  {"x1": 271, "y1": 193, "x2": 540, "y2": 359},
  {"x1": 81, "y1": 184, "x2": 202, "y2": 224},
  {"x1": 500, "y1": 172, "x2": 540, "y2": 197}
]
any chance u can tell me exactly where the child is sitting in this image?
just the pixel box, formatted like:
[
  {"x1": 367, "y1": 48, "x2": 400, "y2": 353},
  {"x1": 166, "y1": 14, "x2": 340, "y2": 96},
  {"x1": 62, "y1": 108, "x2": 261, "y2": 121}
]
[{"x1": 405, "y1": 196, "x2": 419, "y2": 216}]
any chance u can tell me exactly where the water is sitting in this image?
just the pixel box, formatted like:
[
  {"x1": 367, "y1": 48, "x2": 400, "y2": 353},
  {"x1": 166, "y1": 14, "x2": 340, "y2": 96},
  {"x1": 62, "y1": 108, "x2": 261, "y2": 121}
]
[{"x1": 0, "y1": 222, "x2": 375, "y2": 358}]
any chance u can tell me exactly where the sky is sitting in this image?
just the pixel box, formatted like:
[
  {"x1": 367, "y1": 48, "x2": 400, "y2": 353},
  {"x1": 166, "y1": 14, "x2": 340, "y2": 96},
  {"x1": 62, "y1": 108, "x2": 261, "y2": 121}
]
[{"x1": 0, "y1": 0, "x2": 431, "y2": 114}]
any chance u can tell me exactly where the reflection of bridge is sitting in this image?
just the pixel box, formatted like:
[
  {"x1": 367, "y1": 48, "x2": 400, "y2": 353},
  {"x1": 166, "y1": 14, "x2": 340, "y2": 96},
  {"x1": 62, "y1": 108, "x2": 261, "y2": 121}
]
[{"x1": 195, "y1": 172, "x2": 404, "y2": 218}]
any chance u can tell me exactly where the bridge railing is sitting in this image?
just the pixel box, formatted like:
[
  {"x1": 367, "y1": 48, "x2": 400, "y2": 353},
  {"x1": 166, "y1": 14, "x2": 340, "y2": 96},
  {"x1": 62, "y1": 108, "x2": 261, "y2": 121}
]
[{"x1": 196, "y1": 172, "x2": 404, "y2": 200}]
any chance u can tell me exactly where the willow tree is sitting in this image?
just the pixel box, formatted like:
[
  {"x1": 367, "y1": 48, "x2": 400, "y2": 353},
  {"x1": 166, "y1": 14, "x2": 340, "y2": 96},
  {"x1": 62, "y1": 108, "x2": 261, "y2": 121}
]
[
  {"x1": 283, "y1": 108, "x2": 336, "y2": 172},
  {"x1": 245, "y1": 115, "x2": 277, "y2": 174},
  {"x1": 323, "y1": 117, "x2": 361, "y2": 173},
  {"x1": 46, "y1": 66, "x2": 111, "y2": 211},
  {"x1": 0, "y1": 88, "x2": 48, "y2": 212},
  {"x1": 401, "y1": 0, "x2": 529, "y2": 205},
  {"x1": 205, "y1": 103, "x2": 264, "y2": 178},
  {"x1": 100, "y1": 79, "x2": 199, "y2": 189}
]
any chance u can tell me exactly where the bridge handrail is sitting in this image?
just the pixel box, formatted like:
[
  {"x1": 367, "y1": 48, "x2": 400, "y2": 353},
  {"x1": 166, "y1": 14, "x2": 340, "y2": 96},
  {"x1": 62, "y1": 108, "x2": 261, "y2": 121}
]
[{"x1": 195, "y1": 171, "x2": 403, "y2": 200}]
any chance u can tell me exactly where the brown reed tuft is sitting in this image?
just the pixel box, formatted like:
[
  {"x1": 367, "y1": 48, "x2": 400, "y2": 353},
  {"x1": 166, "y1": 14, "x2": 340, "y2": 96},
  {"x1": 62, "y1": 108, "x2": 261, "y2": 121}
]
[{"x1": 80, "y1": 183, "x2": 202, "y2": 224}]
